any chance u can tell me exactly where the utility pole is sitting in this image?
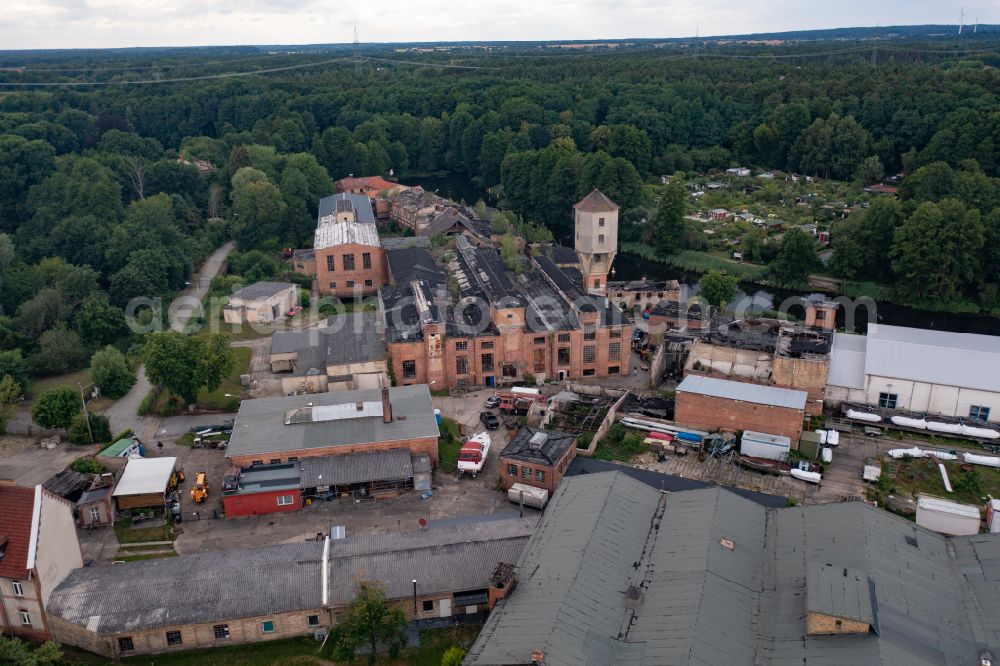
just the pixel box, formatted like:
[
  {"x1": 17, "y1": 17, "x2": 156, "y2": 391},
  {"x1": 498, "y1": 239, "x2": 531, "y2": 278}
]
[{"x1": 77, "y1": 382, "x2": 94, "y2": 445}]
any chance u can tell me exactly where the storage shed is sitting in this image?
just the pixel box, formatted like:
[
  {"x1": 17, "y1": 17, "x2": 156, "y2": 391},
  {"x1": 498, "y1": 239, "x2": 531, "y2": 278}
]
[
  {"x1": 112, "y1": 457, "x2": 176, "y2": 511},
  {"x1": 740, "y1": 431, "x2": 791, "y2": 462},
  {"x1": 915, "y1": 496, "x2": 981, "y2": 536}
]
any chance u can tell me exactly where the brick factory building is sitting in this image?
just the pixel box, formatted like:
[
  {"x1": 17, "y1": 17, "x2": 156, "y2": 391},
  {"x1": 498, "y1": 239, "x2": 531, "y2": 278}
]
[
  {"x1": 224, "y1": 385, "x2": 440, "y2": 468},
  {"x1": 381, "y1": 232, "x2": 631, "y2": 390},
  {"x1": 313, "y1": 193, "x2": 387, "y2": 298},
  {"x1": 498, "y1": 427, "x2": 577, "y2": 494},
  {"x1": 221, "y1": 463, "x2": 303, "y2": 518},
  {"x1": 674, "y1": 374, "x2": 808, "y2": 442}
]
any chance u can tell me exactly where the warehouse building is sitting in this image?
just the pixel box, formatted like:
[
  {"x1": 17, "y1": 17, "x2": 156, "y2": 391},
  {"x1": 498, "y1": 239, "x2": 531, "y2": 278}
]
[
  {"x1": 825, "y1": 324, "x2": 1000, "y2": 424},
  {"x1": 221, "y1": 463, "x2": 302, "y2": 518},
  {"x1": 466, "y1": 471, "x2": 1000, "y2": 666},
  {"x1": 225, "y1": 385, "x2": 439, "y2": 468},
  {"x1": 313, "y1": 193, "x2": 387, "y2": 298},
  {"x1": 674, "y1": 374, "x2": 807, "y2": 441},
  {"x1": 222, "y1": 282, "x2": 297, "y2": 325},
  {"x1": 269, "y1": 312, "x2": 389, "y2": 394},
  {"x1": 46, "y1": 517, "x2": 536, "y2": 658}
]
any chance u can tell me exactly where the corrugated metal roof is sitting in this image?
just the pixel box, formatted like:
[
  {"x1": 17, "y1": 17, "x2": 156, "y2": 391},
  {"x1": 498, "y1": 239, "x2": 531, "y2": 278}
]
[
  {"x1": 225, "y1": 385, "x2": 438, "y2": 458},
  {"x1": 230, "y1": 281, "x2": 296, "y2": 302},
  {"x1": 317, "y1": 192, "x2": 375, "y2": 224},
  {"x1": 676, "y1": 374, "x2": 807, "y2": 410},
  {"x1": 314, "y1": 219, "x2": 381, "y2": 250},
  {"x1": 48, "y1": 517, "x2": 537, "y2": 636},
  {"x1": 828, "y1": 332, "x2": 867, "y2": 390},
  {"x1": 864, "y1": 324, "x2": 1000, "y2": 393},
  {"x1": 112, "y1": 457, "x2": 176, "y2": 497},
  {"x1": 299, "y1": 449, "x2": 413, "y2": 487}
]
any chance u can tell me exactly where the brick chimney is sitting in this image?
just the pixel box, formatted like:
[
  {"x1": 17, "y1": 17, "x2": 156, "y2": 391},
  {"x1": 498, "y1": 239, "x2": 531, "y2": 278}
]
[
  {"x1": 487, "y1": 562, "x2": 517, "y2": 610},
  {"x1": 381, "y1": 385, "x2": 392, "y2": 423}
]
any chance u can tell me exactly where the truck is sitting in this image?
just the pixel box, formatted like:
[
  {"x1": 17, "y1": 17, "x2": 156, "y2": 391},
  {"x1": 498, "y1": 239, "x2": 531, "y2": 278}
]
[
  {"x1": 457, "y1": 431, "x2": 491, "y2": 477},
  {"x1": 507, "y1": 483, "x2": 549, "y2": 509},
  {"x1": 191, "y1": 472, "x2": 209, "y2": 503},
  {"x1": 493, "y1": 387, "x2": 546, "y2": 415}
]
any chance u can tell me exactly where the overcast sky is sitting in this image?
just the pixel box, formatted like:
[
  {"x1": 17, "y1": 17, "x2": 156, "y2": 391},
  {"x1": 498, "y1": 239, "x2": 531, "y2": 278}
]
[{"x1": 0, "y1": 0, "x2": 988, "y2": 50}]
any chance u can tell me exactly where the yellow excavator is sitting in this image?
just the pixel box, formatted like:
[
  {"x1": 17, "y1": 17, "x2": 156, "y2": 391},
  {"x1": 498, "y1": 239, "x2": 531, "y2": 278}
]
[{"x1": 191, "y1": 472, "x2": 209, "y2": 504}]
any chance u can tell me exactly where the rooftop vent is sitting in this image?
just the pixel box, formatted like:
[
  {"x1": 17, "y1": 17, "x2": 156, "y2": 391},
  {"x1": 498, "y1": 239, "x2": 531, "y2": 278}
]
[{"x1": 528, "y1": 432, "x2": 548, "y2": 450}]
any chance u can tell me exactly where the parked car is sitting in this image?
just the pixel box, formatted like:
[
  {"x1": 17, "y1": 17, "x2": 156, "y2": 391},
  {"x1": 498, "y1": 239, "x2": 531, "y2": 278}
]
[
  {"x1": 480, "y1": 412, "x2": 500, "y2": 429},
  {"x1": 286, "y1": 305, "x2": 303, "y2": 317},
  {"x1": 484, "y1": 395, "x2": 501, "y2": 409}
]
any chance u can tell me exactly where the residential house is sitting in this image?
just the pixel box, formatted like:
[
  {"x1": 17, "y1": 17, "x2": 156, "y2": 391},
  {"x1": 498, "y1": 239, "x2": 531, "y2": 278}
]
[
  {"x1": 498, "y1": 427, "x2": 577, "y2": 494},
  {"x1": 708, "y1": 208, "x2": 729, "y2": 221},
  {"x1": 76, "y1": 481, "x2": 115, "y2": 528},
  {"x1": 0, "y1": 481, "x2": 83, "y2": 642}
]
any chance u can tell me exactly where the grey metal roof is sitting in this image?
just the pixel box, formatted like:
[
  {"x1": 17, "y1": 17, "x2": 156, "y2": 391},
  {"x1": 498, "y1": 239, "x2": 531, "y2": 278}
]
[
  {"x1": 676, "y1": 374, "x2": 808, "y2": 410},
  {"x1": 468, "y1": 471, "x2": 1000, "y2": 666},
  {"x1": 326, "y1": 518, "x2": 537, "y2": 606},
  {"x1": 233, "y1": 462, "x2": 301, "y2": 495},
  {"x1": 864, "y1": 324, "x2": 1000, "y2": 393},
  {"x1": 269, "y1": 313, "x2": 387, "y2": 376},
  {"x1": 499, "y1": 427, "x2": 576, "y2": 466},
  {"x1": 230, "y1": 281, "x2": 295, "y2": 302},
  {"x1": 806, "y1": 561, "x2": 876, "y2": 627},
  {"x1": 47, "y1": 541, "x2": 325, "y2": 634},
  {"x1": 225, "y1": 385, "x2": 439, "y2": 459},
  {"x1": 48, "y1": 516, "x2": 537, "y2": 637},
  {"x1": 828, "y1": 332, "x2": 867, "y2": 390},
  {"x1": 300, "y1": 449, "x2": 413, "y2": 487},
  {"x1": 317, "y1": 192, "x2": 375, "y2": 224}
]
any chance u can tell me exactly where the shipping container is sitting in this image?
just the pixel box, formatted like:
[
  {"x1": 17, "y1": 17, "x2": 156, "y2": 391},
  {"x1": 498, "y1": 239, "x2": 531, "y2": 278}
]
[
  {"x1": 740, "y1": 430, "x2": 791, "y2": 462},
  {"x1": 507, "y1": 483, "x2": 549, "y2": 509},
  {"x1": 916, "y1": 496, "x2": 981, "y2": 536}
]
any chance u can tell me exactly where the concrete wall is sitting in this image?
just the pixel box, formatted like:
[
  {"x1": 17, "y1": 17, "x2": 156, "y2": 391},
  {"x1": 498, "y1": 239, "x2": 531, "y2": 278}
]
[
  {"x1": 36, "y1": 491, "x2": 83, "y2": 606},
  {"x1": 224, "y1": 286, "x2": 297, "y2": 324},
  {"x1": 228, "y1": 438, "x2": 439, "y2": 469},
  {"x1": 316, "y1": 243, "x2": 387, "y2": 297},
  {"x1": 863, "y1": 376, "x2": 1000, "y2": 422},
  {"x1": 51, "y1": 608, "x2": 330, "y2": 659},
  {"x1": 675, "y1": 392, "x2": 805, "y2": 442}
]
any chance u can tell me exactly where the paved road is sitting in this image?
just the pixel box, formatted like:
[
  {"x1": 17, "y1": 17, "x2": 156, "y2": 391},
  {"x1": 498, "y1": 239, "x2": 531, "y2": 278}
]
[
  {"x1": 102, "y1": 242, "x2": 235, "y2": 437},
  {"x1": 170, "y1": 241, "x2": 235, "y2": 333}
]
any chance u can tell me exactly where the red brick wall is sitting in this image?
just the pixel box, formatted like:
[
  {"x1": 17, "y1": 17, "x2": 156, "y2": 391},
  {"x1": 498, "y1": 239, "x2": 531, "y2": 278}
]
[
  {"x1": 223, "y1": 489, "x2": 302, "y2": 518},
  {"x1": 228, "y1": 437, "x2": 439, "y2": 468},
  {"x1": 674, "y1": 392, "x2": 805, "y2": 442},
  {"x1": 315, "y1": 244, "x2": 387, "y2": 297},
  {"x1": 499, "y1": 443, "x2": 577, "y2": 494}
]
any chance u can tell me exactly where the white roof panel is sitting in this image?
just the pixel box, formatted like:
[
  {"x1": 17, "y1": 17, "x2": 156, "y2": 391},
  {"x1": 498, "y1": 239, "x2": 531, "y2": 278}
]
[
  {"x1": 827, "y1": 332, "x2": 867, "y2": 390},
  {"x1": 314, "y1": 220, "x2": 381, "y2": 250},
  {"x1": 676, "y1": 374, "x2": 807, "y2": 410},
  {"x1": 864, "y1": 324, "x2": 1000, "y2": 393},
  {"x1": 112, "y1": 457, "x2": 176, "y2": 497}
]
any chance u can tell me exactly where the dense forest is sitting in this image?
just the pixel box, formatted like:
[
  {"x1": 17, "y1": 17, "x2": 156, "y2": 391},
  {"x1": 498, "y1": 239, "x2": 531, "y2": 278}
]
[{"x1": 0, "y1": 36, "x2": 998, "y2": 403}]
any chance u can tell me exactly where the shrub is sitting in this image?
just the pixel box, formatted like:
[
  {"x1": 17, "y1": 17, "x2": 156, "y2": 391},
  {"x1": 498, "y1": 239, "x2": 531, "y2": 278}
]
[
  {"x1": 69, "y1": 457, "x2": 104, "y2": 474},
  {"x1": 69, "y1": 413, "x2": 112, "y2": 445}
]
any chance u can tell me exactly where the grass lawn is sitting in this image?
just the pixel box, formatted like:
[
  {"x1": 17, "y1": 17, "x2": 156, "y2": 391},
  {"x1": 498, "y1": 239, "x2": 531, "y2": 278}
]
[
  {"x1": 114, "y1": 550, "x2": 178, "y2": 562},
  {"x1": 877, "y1": 456, "x2": 1000, "y2": 507},
  {"x1": 152, "y1": 346, "x2": 251, "y2": 415},
  {"x1": 64, "y1": 626, "x2": 480, "y2": 666},
  {"x1": 438, "y1": 416, "x2": 462, "y2": 473},
  {"x1": 26, "y1": 367, "x2": 114, "y2": 412},
  {"x1": 114, "y1": 520, "x2": 175, "y2": 544}
]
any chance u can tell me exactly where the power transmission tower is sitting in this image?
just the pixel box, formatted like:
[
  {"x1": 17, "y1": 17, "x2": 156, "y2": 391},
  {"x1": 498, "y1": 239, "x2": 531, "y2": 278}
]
[
  {"x1": 353, "y1": 26, "x2": 361, "y2": 74},
  {"x1": 959, "y1": 7, "x2": 965, "y2": 34},
  {"x1": 871, "y1": 23, "x2": 878, "y2": 68}
]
